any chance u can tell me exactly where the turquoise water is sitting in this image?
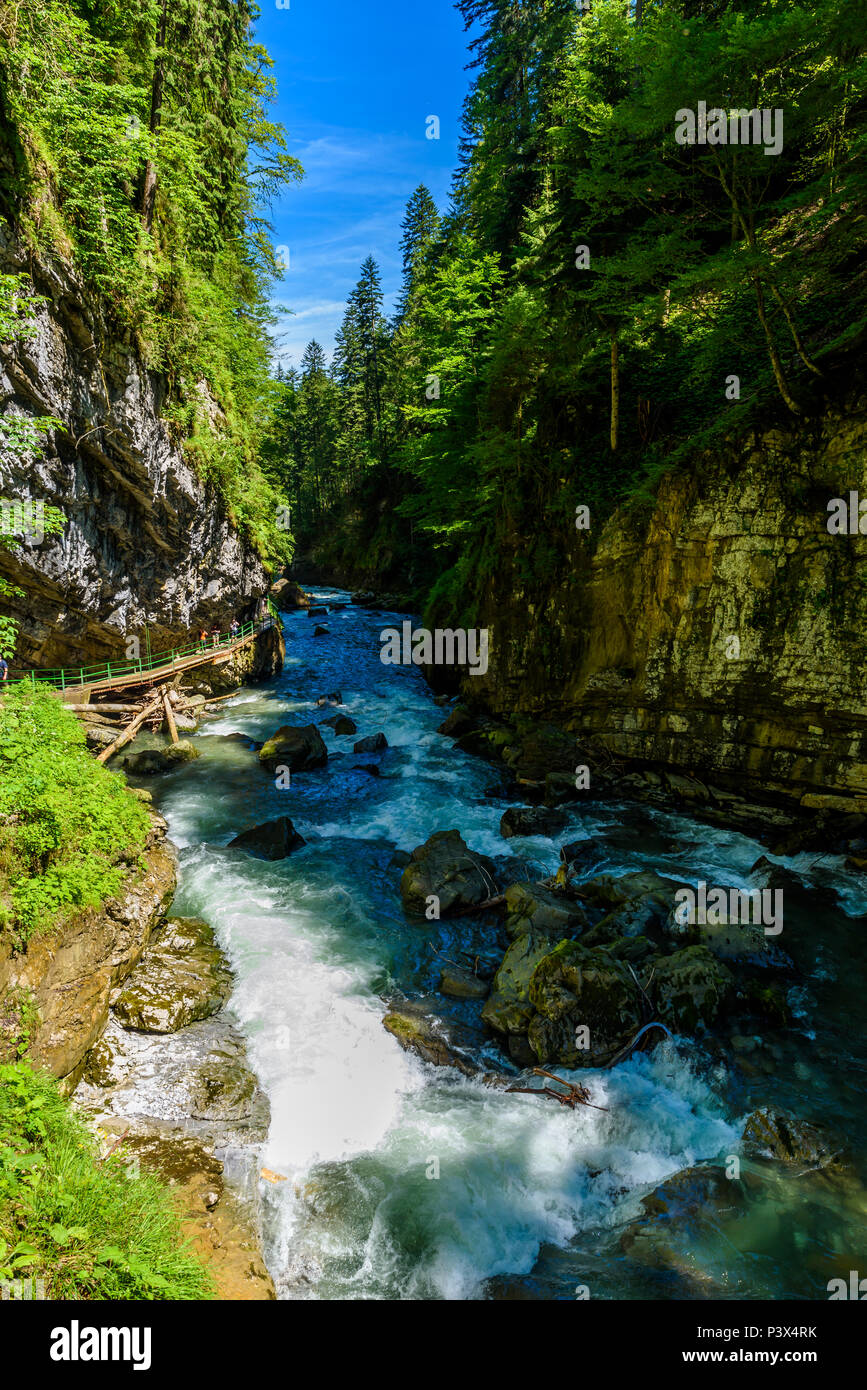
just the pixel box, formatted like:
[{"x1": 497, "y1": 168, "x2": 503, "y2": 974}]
[{"x1": 145, "y1": 590, "x2": 867, "y2": 1300}]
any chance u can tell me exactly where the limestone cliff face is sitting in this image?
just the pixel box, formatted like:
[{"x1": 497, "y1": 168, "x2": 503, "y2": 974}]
[
  {"x1": 0, "y1": 814, "x2": 176, "y2": 1088},
  {"x1": 461, "y1": 393, "x2": 867, "y2": 812},
  {"x1": 0, "y1": 230, "x2": 271, "y2": 671}
]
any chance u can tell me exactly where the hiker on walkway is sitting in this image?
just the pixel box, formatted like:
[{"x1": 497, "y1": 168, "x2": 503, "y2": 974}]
[
  {"x1": 211, "y1": 625, "x2": 221, "y2": 648},
  {"x1": 199, "y1": 629, "x2": 208, "y2": 651},
  {"x1": 229, "y1": 618, "x2": 240, "y2": 638},
  {"x1": 0, "y1": 656, "x2": 8, "y2": 682}
]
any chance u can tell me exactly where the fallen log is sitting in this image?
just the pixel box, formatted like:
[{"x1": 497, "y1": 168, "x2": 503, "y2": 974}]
[
  {"x1": 74, "y1": 702, "x2": 148, "y2": 715},
  {"x1": 96, "y1": 691, "x2": 164, "y2": 764},
  {"x1": 161, "y1": 688, "x2": 179, "y2": 745}
]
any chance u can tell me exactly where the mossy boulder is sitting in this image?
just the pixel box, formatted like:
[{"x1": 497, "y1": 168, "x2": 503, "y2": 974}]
[
  {"x1": 527, "y1": 940, "x2": 643, "y2": 1066},
  {"x1": 504, "y1": 880, "x2": 587, "y2": 940},
  {"x1": 112, "y1": 918, "x2": 232, "y2": 1033},
  {"x1": 482, "y1": 931, "x2": 555, "y2": 1036},
  {"x1": 258, "y1": 723, "x2": 327, "y2": 773},
  {"x1": 400, "y1": 829, "x2": 497, "y2": 916},
  {"x1": 742, "y1": 1108, "x2": 841, "y2": 1169},
  {"x1": 382, "y1": 1008, "x2": 479, "y2": 1075},
  {"x1": 652, "y1": 946, "x2": 735, "y2": 1032}
]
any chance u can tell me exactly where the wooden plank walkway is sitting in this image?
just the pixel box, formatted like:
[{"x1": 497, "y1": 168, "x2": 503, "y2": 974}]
[{"x1": 9, "y1": 616, "x2": 277, "y2": 705}]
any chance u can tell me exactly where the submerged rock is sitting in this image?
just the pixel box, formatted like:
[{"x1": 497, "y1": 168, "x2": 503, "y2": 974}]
[
  {"x1": 741, "y1": 1108, "x2": 841, "y2": 1170},
  {"x1": 112, "y1": 918, "x2": 232, "y2": 1033},
  {"x1": 500, "y1": 806, "x2": 569, "y2": 839},
  {"x1": 313, "y1": 624, "x2": 329, "y2": 636},
  {"x1": 259, "y1": 723, "x2": 328, "y2": 772},
  {"x1": 353, "y1": 732, "x2": 388, "y2": 753},
  {"x1": 621, "y1": 1164, "x2": 748, "y2": 1281},
  {"x1": 400, "y1": 829, "x2": 498, "y2": 916},
  {"x1": 227, "y1": 816, "x2": 306, "y2": 861},
  {"x1": 123, "y1": 740, "x2": 200, "y2": 775},
  {"x1": 321, "y1": 715, "x2": 356, "y2": 735}
]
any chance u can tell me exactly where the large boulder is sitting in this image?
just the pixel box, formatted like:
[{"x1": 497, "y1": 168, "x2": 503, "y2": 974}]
[
  {"x1": 500, "y1": 806, "x2": 569, "y2": 839},
  {"x1": 227, "y1": 816, "x2": 306, "y2": 861},
  {"x1": 271, "y1": 578, "x2": 310, "y2": 610},
  {"x1": 112, "y1": 918, "x2": 232, "y2": 1034},
  {"x1": 504, "y1": 881, "x2": 587, "y2": 940},
  {"x1": 652, "y1": 946, "x2": 735, "y2": 1032},
  {"x1": 482, "y1": 931, "x2": 555, "y2": 1036},
  {"x1": 400, "y1": 829, "x2": 497, "y2": 916},
  {"x1": 527, "y1": 941, "x2": 643, "y2": 1066},
  {"x1": 259, "y1": 723, "x2": 327, "y2": 772},
  {"x1": 741, "y1": 1108, "x2": 841, "y2": 1170}
]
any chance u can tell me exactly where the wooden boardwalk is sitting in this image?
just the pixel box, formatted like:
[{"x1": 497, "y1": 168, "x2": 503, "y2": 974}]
[{"x1": 9, "y1": 616, "x2": 277, "y2": 705}]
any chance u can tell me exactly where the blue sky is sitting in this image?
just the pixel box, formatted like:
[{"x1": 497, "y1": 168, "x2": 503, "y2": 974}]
[{"x1": 254, "y1": 0, "x2": 473, "y2": 370}]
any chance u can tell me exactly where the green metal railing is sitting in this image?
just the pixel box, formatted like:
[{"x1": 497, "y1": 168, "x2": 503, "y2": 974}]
[{"x1": 7, "y1": 603, "x2": 279, "y2": 691}]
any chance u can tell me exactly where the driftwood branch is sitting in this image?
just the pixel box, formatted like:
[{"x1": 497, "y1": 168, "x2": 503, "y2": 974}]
[
  {"x1": 506, "y1": 1067, "x2": 609, "y2": 1111},
  {"x1": 96, "y1": 690, "x2": 164, "y2": 763},
  {"x1": 450, "y1": 893, "x2": 506, "y2": 917}
]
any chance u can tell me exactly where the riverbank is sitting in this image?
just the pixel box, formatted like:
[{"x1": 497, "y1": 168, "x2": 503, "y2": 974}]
[{"x1": 133, "y1": 589, "x2": 867, "y2": 1299}]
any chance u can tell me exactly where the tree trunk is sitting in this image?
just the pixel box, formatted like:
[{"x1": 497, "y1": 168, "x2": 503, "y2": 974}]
[{"x1": 610, "y1": 331, "x2": 620, "y2": 451}]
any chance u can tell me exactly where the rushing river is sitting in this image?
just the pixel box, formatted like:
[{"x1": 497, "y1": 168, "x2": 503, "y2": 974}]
[{"x1": 146, "y1": 590, "x2": 867, "y2": 1300}]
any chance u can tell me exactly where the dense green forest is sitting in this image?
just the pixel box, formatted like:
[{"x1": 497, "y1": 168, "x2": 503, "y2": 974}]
[
  {"x1": 261, "y1": 0, "x2": 866, "y2": 621},
  {"x1": 0, "y1": 0, "x2": 298, "y2": 564}
]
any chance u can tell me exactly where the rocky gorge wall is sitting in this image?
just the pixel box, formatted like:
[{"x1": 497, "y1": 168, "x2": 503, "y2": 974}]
[
  {"x1": 457, "y1": 390, "x2": 867, "y2": 820},
  {"x1": 0, "y1": 226, "x2": 272, "y2": 671}
]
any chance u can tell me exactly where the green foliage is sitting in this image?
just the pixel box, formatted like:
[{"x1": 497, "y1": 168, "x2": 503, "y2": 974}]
[
  {"x1": 0, "y1": 0, "x2": 300, "y2": 562},
  {"x1": 0, "y1": 686, "x2": 150, "y2": 945},
  {"x1": 0, "y1": 1060, "x2": 213, "y2": 1299},
  {"x1": 273, "y1": 0, "x2": 866, "y2": 620}
]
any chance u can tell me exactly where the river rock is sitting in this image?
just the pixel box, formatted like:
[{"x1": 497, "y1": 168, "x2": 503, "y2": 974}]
[
  {"x1": 504, "y1": 881, "x2": 588, "y2": 940},
  {"x1": 437, "y1": 704, "x2": 476, "y2": 738},
  {"x1": 315, "y1": 691, "x2": 342, "y2": 706},
  {"x1": 620, "y1": 1165, "x2": 747, "y2": 1280},
  {"x1": 123, "y1": 741, "x2": 200, "y2": 775},
  {"x1": 741, "y1": 1108, "x2": 841, "y2": 1169},
  {"x1": 527, "y1": 941, "x2": 643, "y2": 1066},
  {"x1": 313, "y1": 624, "x2": 329, "y2": 636},
  {"x1": 439, "y1": 965, "x2": 489, "y2": 1001},
  {"x1": 259, "y1": 723, "x2": 328, "y2": 772},
  {"x1": 353, "y1": 732, "x2": 387, "y2": 753},
  {"x1": 307, "y1": 606, "x2": 328, "y2": 617},
  {"x1": 382, "y1": 1008, "x2": 480, "y2": 1076},
  {"x1": 112, "y1": 917, "x2": 232, "y2": 1033},
  {"x1": 482, "y1": 931, "x2": 555, "y2": 1036},
  {"x1": 227, "y1": 816, "x2": 306, "y2": 860},
  {"x1": 321, "y1": 715, "x2": 356, "y2": 735},
  {"x1": 500, "y1": 806, "x2": 569, "y2": 839},
  {"x1": 652, "y1": 946, "x2": 735, "y2": 1032},
  {"x1": 272, "y1": 578, "x2": 310, "y2": 610},
  {"x1": 399, "y1": 829, "x2": 498, "y2": 916}
]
